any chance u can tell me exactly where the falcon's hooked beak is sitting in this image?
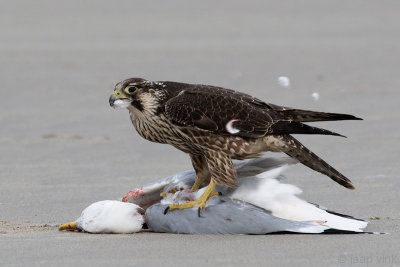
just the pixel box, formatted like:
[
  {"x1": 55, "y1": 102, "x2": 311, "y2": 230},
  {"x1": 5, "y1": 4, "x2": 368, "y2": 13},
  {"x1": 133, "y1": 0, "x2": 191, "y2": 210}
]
[{"x1": 109, "y1": 90, "x2": 132, "y2": 109}]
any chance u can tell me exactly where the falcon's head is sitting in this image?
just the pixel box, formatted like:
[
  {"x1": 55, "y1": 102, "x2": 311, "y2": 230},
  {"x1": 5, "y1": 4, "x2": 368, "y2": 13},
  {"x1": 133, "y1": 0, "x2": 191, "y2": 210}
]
[{"x1": 109, "y1": 78, "x2": 168, "y2": 115}]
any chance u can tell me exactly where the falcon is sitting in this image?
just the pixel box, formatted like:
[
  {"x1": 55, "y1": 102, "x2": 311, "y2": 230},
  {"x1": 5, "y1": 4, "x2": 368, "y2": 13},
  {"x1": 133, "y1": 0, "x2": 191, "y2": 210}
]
[{"x1": 109, "y1": 78, "x2": 361, "y2": 213}]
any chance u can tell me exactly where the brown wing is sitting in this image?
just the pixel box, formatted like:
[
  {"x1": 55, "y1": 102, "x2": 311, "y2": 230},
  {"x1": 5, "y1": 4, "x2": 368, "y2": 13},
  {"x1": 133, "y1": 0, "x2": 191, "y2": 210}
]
[
  {"x1": 164, "y1": 86, "x2": 343, "y2": 138},
  {"x1": 267, "y1": 103, "x2": 362, "y2": 122}
]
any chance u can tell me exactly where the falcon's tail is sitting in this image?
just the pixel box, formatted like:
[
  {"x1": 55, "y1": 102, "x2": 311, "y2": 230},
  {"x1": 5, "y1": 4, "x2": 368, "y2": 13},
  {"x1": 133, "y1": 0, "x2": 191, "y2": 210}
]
[
  {"x1": 270, "y1": 121, "x2": 345, "y2": 137},
  {"x1": 281, "y1": 109, "x2": 362, "y2": 122},
  {"x1": 268, "y1": 104, "x2": 363, "y2": 122},
  {"x1": 281, "y1": 135, "x2": 355, "y2": 189}
]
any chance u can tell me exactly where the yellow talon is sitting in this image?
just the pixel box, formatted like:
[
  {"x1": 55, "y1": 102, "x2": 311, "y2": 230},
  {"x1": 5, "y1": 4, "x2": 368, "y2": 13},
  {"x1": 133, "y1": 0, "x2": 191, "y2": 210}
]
[
  {"x1": 167, "y1": 181, "x2": 217, "y2": 212},
  {"x1": 59, "y1": 222, "x2": 79, "y2": 231}
]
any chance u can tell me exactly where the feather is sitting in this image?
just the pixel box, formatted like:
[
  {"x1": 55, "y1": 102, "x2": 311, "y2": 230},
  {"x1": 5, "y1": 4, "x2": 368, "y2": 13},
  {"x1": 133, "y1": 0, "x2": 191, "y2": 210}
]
[
  {"x1": 270, "y1": 121, "x2": 346, "y2": 137},
  {"x1": 147, "y1": 158, "x2": 368, "y2": 234},
  {"x1": 164, "y1": 87, "x2": 357, "y2": 138},
  {"x1": 267, "y1": 103, "x2": 363, "y2": 122}
]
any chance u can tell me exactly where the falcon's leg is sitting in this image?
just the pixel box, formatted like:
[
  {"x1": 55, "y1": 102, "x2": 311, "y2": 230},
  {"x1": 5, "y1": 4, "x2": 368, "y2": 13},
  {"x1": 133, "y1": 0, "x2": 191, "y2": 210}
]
[
  {"x1": 165, "y1": 150, "x2": 236, "y2": 214},
  {"x1": 189, "y1": 154, "x2": 211, "y2": 191},
  {"x1": 203, "y1": 150, "x2": 237, "y2": 188},
  {"x1": 160, "y1": 154, "x2": 209, "y2": 198}
]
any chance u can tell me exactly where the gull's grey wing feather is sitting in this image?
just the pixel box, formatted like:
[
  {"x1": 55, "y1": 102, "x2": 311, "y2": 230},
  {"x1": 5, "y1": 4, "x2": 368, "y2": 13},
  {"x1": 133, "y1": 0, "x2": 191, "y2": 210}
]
[
  {"x1": 235, "y1": 157, "x2": 298, "y2": 177},
  {"x1": 146, "y1": 198, "x2": 327, "y2": 234}
]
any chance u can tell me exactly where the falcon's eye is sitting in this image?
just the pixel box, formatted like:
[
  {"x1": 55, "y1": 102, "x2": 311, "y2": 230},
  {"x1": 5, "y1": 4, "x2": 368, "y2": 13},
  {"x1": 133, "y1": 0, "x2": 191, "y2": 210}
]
[{"x1": 124, "y1": 86, "x2": 137, "y2": 95}]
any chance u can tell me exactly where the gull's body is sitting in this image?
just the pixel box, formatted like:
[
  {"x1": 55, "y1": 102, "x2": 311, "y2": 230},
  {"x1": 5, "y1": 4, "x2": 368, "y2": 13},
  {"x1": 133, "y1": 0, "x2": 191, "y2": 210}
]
[{"x1": 60, "y1": 158, "x2": 368, "y2": 234}]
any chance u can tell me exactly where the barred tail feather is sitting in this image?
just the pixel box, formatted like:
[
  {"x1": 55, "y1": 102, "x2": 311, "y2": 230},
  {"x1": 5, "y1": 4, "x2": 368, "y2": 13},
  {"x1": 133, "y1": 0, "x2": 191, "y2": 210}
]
[{"x1": 282, "y1": 135, "x2": 355, "y2": 189}]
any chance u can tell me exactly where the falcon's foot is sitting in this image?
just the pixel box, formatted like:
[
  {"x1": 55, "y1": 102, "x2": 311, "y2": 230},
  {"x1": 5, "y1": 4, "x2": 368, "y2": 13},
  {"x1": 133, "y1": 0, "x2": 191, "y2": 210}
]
[{"x1": 164, "y1": 181, "x2": 218, "y2": 216}]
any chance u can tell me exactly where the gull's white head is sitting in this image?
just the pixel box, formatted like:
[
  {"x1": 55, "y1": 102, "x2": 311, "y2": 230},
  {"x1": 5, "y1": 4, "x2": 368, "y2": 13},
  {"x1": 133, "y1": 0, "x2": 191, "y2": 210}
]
[{"x1": 59, "y1": 200, "x2": 144, "y2": 234}]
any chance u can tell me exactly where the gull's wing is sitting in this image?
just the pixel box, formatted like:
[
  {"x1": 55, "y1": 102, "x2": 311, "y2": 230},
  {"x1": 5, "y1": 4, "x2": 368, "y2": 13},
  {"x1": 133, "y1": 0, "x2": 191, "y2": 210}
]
[{"x1": 146, "y1": 200, "x2": 327, "y2": 234}]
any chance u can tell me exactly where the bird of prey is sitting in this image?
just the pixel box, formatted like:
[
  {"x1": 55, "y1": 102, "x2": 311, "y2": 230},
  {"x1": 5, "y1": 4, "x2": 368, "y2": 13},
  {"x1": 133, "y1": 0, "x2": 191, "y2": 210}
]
[{"x1": 109, "y1": 78, "x2": 361, "y2": 213}]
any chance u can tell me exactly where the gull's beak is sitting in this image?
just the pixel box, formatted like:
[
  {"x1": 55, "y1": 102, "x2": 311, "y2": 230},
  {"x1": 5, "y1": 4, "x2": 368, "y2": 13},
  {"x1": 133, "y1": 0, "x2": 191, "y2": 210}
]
[
  {"x1": 109, "y1": 90, "x2": 131, "y2": 109},
  {"x1": 59, "y1": 222, "x2": 80, "y2": 231}
]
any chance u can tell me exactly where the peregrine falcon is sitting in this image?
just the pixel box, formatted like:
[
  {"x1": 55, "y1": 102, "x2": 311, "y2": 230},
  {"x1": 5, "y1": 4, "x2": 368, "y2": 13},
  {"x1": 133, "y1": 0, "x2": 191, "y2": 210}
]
[{"x1": 109, "y1": 78, "x2": 361, "y2": 212}]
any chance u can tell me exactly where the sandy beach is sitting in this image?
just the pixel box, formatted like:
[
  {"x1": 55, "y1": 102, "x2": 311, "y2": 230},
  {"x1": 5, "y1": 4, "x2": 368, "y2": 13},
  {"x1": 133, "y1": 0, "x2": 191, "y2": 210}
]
[{"x1": 1, "y1": 1, "x2": 399, "y2": 266}]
